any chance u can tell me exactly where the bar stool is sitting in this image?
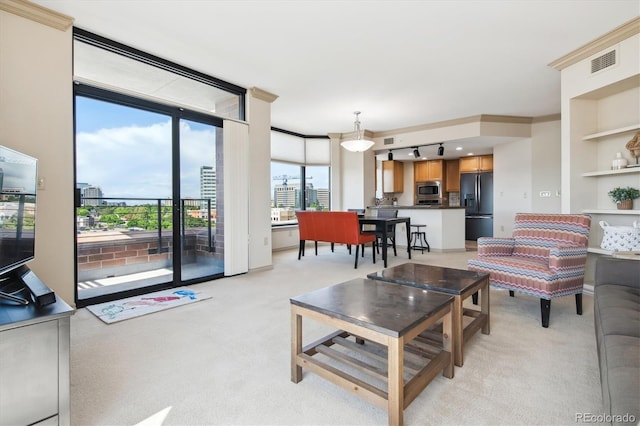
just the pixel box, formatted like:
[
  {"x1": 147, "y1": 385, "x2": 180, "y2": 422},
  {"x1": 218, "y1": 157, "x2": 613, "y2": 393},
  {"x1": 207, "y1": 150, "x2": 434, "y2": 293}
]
[{"x1": 410, "y1": 224, "x2": 430, "y2": 253}]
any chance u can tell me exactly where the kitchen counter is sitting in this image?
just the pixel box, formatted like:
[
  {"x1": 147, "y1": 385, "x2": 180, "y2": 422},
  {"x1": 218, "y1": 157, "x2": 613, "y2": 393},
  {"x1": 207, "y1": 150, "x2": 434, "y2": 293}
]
[{"x1": 366, "y1": 205, "x2": 465, "y2": 251}]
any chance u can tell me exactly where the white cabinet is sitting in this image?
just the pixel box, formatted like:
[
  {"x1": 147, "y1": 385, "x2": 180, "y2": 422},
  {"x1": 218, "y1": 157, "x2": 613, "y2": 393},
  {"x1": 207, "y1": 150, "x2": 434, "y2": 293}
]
[{"x1": 0, "y1": 296, "x2": 73, "y2": 426}]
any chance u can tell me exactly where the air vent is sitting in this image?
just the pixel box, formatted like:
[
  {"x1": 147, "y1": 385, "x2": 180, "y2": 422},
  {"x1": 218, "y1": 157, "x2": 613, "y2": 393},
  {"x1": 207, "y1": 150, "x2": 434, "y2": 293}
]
[
  {"x1": 383, "y1": 137, "x2": 394, "y2": 145},
  {"x1": 591, "y1": 50, "x2": 616, "y2": 73}
]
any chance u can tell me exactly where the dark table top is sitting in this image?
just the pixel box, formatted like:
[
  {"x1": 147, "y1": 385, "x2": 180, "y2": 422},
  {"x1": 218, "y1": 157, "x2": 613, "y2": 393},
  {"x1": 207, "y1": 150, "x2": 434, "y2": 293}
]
[
  {"x1": 290, "y1": 278, "x2": 453, "y2": 338},
  {"x1": 367, "y1": 263, "x2": 489, "y2": 295},
  {"x1": 358, "y1": 216, "x2": 410, "y2": 225}
]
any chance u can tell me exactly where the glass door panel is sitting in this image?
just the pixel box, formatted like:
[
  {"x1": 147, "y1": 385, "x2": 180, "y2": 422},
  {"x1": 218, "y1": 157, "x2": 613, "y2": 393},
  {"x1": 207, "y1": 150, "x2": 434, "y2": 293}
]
[
  {"x1": 75, "y1": 97, "x2": 174, "y2": 302},
  {"x1": 178, "y1": 119, "x2": 223, "y2": 281}
]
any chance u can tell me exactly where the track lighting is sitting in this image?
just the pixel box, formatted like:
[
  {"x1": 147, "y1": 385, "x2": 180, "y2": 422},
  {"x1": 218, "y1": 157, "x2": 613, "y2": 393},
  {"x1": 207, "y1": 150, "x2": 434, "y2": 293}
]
[
  {"x1": 413, "y1": 147, "x2": 421, "y2": 158},
  {"x1": 388, "y1": 150, "x2": 393, "y2": 161},
  {"x1": 437, "y1": 143, "x2": 444, "y2": 156}
]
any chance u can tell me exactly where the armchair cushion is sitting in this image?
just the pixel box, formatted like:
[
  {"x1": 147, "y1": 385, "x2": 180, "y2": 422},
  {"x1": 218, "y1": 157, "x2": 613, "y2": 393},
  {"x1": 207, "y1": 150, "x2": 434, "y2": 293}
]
[{"x1": 477, "y1": 237, "x2": 515, "y2": 257}]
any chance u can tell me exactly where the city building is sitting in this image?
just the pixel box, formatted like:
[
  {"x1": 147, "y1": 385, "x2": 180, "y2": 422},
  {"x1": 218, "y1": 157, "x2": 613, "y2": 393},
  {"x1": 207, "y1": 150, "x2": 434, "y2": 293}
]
[
  {"x1": 81, "y1": 185, "x2": 103, "y2": 206},
  {"x1": 200, "y1": 165, "x2": 216, "y2": 207}
]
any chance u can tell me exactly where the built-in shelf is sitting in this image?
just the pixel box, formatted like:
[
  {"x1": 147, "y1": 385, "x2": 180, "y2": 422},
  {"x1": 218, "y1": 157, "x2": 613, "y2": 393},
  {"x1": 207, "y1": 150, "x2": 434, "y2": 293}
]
[
  {"x1": 582, "y1": 167, "x2": 640, "y2": 177},
  {"x1": 582, "y1": 124, "x2": 640, "y2": 141},
  {"x1": 582, "y1": 209, "x2": 640, "y2": 215}
]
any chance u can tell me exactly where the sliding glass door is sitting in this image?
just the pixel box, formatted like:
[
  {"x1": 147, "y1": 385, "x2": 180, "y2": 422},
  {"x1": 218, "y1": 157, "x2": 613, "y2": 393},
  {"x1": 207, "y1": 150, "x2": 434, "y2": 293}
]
[
  {"x1": 178, "y1": 119, "x2": 223, "y2": 282},
  {"x1": 74, "y1": 92, "x2": 224, "y2": 307}
]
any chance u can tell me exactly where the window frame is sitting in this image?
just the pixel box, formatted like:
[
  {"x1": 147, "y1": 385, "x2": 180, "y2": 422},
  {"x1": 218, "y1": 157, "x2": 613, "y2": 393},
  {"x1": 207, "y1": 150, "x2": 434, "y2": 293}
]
[{"x1": 270, "y1": 128, "x2": 331, "y2": 227}]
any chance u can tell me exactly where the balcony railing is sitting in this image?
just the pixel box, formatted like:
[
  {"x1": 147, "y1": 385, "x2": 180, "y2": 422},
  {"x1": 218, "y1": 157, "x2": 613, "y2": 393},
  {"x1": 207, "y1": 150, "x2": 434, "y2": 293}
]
[{"x1": 76, "y1": 197, "x2": 221, "y2": 292}]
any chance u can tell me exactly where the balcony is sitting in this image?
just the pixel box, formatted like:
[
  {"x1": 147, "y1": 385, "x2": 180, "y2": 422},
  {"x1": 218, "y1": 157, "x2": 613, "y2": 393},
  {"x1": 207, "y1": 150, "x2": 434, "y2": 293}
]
[{"x1": 77, "y1": 197, "x2": 223, "y2": 300}]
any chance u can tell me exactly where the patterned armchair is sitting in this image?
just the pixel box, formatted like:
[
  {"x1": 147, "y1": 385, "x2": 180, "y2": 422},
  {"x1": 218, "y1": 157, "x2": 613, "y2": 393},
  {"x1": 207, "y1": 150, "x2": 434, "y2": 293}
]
[{"x1": 467, "y1": 213, "x2": 591, "y2": 328}]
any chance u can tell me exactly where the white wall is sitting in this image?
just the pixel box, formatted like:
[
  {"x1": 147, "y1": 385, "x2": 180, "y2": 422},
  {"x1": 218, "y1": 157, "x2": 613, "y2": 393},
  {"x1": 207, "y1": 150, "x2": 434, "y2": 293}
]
[
  {"x1": 493, "y1": 139, "x2": 533, "y2": 237},
  {"x1": 492, "y1": 118, "x2": 562, "y2": 236},
  {"x1": 0, "y1": 9, "x2": 75, "y2": 305},
  {"x1": 272, "y1": 226, "x2": 299, "y2": 251},
  {"x1": 246, "y1": 91, "x2": 274, "y2": 271},
  {"x1": 340, "y1": 149, "x2": 376, "y2": 210},
  {"x1": 531, "y1": 119, "x2": 562, "y2": 213}
]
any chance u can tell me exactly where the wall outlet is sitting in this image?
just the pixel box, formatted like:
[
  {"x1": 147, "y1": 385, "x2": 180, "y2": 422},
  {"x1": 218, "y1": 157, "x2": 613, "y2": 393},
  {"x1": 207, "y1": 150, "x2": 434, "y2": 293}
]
[{"x1": 263, "y1": 237, "x2": 268, "y2": 246}]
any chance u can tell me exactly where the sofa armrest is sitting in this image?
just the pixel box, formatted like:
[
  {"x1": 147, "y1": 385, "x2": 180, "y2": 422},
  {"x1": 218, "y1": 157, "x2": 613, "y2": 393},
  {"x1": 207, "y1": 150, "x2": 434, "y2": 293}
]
[
  {"x1": 477, "y1": 237, "x2": 515, "y2": 257},
  {"x1": 548, "y1": 245, "x2": 588, "y2": 272},
  {"x1": 595, "y1": 257, "x2": 640, "y2": 290}
]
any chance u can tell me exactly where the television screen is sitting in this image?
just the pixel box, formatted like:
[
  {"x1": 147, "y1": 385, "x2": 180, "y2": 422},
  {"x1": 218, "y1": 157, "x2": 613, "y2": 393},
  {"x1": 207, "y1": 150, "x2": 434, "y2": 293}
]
[{"x1": 0, "y1": 145, "x2": 37, "y2": 277}]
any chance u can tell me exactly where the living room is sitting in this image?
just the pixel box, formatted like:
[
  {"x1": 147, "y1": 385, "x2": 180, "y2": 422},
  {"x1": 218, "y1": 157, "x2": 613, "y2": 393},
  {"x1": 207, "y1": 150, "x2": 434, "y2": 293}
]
[{"x1": 0, "y1": 1, "x2": 638, "y2": 425}]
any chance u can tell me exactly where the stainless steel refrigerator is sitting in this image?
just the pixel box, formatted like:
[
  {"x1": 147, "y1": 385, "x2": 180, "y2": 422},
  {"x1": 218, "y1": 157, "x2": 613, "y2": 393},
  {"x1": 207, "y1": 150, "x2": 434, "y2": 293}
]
[{"x1": 460, "y1": 172, "x2": 493, "y2": 240}]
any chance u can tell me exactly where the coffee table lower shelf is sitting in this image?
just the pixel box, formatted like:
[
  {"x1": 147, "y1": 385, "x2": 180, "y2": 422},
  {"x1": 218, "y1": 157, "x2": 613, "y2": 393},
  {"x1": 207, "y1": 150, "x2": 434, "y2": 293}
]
[{"x1": 291, "y1": 303, "x2": 453, "y2": 426}]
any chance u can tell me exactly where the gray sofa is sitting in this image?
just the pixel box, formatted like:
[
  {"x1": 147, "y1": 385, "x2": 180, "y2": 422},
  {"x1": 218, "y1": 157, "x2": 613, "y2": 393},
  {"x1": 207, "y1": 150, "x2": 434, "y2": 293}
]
[{"x1": 594, "y1": 257, "x2": 640, "y2": 425}]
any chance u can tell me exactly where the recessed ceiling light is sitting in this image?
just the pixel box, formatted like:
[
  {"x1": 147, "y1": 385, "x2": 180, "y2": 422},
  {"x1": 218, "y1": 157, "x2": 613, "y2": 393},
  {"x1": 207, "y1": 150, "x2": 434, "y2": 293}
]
[
  {"x1": 456, "y1": 147, "x2": 463, "y2": 151},
  {"x1": 467, "y1": 152, "x2": 474, "y2": 156}
]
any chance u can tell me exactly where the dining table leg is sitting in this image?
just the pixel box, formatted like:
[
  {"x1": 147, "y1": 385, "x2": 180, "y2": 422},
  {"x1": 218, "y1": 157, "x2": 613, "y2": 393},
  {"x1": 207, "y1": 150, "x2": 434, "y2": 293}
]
[
  {"x1": 406, "y1": 219, "x2": 412, "y2": 260},
  {"x1": 382, "y1": 225, "x2": 388, "y2": 268}
]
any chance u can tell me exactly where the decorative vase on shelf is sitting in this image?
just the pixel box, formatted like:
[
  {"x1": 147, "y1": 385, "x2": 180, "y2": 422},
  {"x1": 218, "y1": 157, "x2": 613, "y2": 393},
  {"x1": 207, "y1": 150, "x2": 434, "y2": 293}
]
[
  {"x1": 612, "y1": 152, "x2": 628, "y2": 170},
  {"x1": 617, "y1": 200, "x2": 633, "y2": 210}
]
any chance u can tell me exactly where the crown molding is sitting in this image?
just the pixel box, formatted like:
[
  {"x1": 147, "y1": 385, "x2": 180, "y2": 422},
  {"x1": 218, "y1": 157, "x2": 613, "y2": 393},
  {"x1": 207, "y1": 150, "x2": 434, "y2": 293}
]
[
  {"x1": 372, "y1": 114, "x2": 532, "y2": 138},
  {"x1": 549, "y1": 16, "x2": 640, "y2": 71},
  {"x1": 0, "y1": 0, "x2": 74, "y2": 31},
  {"x1": 249, "y1": 87, "x2": 278, "y2": 103},
  {"x1": 532, "y1": 113, "x2": 561, "y2": 124}
]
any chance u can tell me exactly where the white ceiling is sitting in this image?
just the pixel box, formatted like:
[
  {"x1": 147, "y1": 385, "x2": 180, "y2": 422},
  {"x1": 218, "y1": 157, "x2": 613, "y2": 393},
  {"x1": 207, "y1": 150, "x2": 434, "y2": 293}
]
[{"x1": 36, "y1": 0, "x2": 640, "y2": 139}]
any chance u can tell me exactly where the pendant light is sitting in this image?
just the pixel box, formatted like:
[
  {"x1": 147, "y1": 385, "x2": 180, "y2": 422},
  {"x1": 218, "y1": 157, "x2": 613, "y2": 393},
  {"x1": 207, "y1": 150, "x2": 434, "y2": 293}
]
[{"x1": 340, "y1": 111, "x2": 375, "y2": 152}]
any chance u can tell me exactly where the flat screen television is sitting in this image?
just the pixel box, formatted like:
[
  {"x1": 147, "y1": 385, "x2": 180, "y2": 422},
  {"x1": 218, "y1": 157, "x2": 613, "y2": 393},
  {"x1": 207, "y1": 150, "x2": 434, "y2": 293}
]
[{"x1": 0, "y1": 145, "x2": 37, "y2": 279}]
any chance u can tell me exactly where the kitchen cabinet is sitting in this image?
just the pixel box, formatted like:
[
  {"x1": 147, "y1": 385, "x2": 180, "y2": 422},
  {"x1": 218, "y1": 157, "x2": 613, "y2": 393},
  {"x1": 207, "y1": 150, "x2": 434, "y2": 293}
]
[
  {"x1": 383, "y1": 160, "x2": 404, "y2": 193},
  {"x1": 445, "y1": 159, "x2": 460, "y2": 192},
  {"x1": 459, "y1": 155, "x2": 493, "y2": 173},
  {"x1": 413, "y1": 160, "x2": 443, "y2": 182}
]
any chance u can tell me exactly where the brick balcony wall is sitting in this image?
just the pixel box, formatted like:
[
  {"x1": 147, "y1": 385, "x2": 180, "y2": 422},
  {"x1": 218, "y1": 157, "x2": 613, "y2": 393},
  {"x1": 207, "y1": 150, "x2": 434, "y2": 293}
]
[{"x1": 77, "y1": 230, "x2": 223, "y2": 281}]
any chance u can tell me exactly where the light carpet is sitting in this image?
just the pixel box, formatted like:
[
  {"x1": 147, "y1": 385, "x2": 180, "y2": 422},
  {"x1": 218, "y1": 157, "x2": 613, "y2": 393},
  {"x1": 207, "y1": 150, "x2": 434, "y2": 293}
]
[
  {"x1": 86, "y1": 287, "x2": 211, "y2": 324},
  {"x1": 71, "y1": 246, "x2": 605, "y2": 425}
]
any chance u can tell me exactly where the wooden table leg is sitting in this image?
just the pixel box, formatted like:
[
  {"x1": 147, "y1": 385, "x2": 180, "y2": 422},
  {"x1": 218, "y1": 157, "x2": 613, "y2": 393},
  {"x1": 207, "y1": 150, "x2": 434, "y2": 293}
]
[
  {"x1": 481, "y1": 279, "x2": 490, "y2": 335},
  {"x1": 387, "y1": 336, "x2": 404, "y2": 426},
  {"x1": 452, "y1": 296, "x2": 464, "y2": 367},
  {"x1": 442, "y1": 309, "x2": 454, "y2": 379},
  {"x1": 291, "y1": 309, "x2": 302, "y2": 383}
]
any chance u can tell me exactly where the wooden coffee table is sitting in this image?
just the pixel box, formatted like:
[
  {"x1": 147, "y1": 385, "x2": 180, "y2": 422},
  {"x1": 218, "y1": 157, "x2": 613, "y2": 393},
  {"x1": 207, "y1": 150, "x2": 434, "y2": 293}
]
[
  {"x1": 291, "y1": 278, "x2": 454, "y2": 426},
  {"x1": 368, "y1": 263, "x2": 490, "y2": 367}
]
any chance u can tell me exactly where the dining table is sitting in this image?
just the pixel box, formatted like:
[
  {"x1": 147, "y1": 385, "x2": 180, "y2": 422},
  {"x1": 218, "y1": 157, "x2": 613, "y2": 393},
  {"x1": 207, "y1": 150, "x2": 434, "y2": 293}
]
[{"x1": 359, "y1": 216, "x2": 412, "y2": 268}]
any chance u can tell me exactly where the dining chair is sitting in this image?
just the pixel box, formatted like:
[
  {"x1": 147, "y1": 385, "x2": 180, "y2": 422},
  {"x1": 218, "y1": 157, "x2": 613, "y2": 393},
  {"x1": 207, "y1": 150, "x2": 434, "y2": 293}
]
[{"x1": 374, "y1": 209, "x2": 398, "y2": 256}]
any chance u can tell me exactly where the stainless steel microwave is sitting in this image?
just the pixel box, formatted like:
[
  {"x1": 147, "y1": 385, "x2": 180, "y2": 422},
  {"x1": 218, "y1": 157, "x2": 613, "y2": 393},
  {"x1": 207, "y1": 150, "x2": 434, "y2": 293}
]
[{"x1": 415, "y1": 181, "x2": 442, "y2": 204}]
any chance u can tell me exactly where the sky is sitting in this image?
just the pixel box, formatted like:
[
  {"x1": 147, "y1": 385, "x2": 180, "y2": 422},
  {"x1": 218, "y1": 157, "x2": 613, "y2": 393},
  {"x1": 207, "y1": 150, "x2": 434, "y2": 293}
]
[
  {"x1": 76, "y1": 97, "x2": 215, "y2": 201},
  {"x1": 76, "y1": 96, "x2": 329, "y2": 203}
]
